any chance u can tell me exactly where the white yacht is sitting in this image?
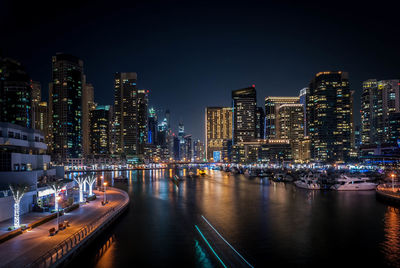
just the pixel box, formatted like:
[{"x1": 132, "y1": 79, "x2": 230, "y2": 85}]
[
  {"x1": 330, "y1": 175, "x2": 376, "y2": 191},
  {"x1": 294, "y1": 173, "x2": 321, "y2": 190}
]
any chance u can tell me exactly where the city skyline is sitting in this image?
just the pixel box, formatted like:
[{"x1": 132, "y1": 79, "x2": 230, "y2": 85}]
[
  {"x1": 2, "y1": 0, "x2": 400, "y2": 141},
  {"x1": 2, "y1": 1, "x2": 400, "y2": 267}
]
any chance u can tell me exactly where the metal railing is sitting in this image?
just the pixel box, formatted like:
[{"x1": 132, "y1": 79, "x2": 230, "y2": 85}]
[{"x1": 28, "y1": 188, "x2": 129, "y2": 268}]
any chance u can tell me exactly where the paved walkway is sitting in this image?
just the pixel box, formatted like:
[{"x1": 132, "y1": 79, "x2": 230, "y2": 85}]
[
  {"x1": 0, "y1": 188, "x2": 126, "y2": 268},
  {"x1": 0, "y1": 212, "x2": 52, "y2": 236}
]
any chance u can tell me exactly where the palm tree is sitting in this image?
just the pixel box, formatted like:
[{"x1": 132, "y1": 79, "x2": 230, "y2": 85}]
[
  {"x1": 74, "y1": 175, "x2": 86, "y2": 203},
  {"x1": 9, "y1": 184, "x2": 30, "y2": 229},
  {"x1": 47, "y1": 179, "x2": 65, "y2": 211},
  {"x1": 86, "y1": 174, "x2": 97, "y2": 197}
]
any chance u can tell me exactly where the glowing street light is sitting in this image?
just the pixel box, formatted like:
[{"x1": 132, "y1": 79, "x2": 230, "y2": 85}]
[
  {"x1": 103, "y1": 182, "x2": 108, "y2": 205},
  {"x1": 56, "y1": 195, "x2": 61, "y2": 231},
  {"x1": 392, "y1": 173, "x2": 396, "y2": 192}
]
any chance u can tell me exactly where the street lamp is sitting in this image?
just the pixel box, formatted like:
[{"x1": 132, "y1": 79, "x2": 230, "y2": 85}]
[
  {"x1": 56, "y1": 195, "x2": 61, "y2": 232},
  {"x1": 103, "y1": 182, "x2": 107, "y2": 205},
  {"x1": 392, "y1": 173, "x2": 396, "y2": 192}
]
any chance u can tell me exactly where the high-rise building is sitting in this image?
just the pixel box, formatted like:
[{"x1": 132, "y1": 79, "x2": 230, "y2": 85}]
[
  {"x1": 205, "y1": 107, "x2": 232, "y2": 162},
  {"x1": 264, "y1": 96, "x2": 299, "y2": 139},
  {"x1": 82, "y1": 82, "x2": 94, "y2": 157},
  {"x1": 361, "y1": 79, "x2": 400, "y2": 147},
  {"x1": 173, "y1": 135, "x2": 180, "y2": 161},
  {"x1": 0, "y1": 57, "x2": 32, "y2": 128},
  {"x1": 193, "y1": 140, "x2": 205, "y2": 162},
  {"x1": 256, "y1": 106, "x2": 265, "y2": 139},
  {"x1": 31, "y1": 81, "x2": 41, "y2": 104},
  {"x1": 277, "y1": 104, "x2": 304, "y2": 162},
  {"x1": 137, "y1": 89, "x2": 148, "y2": 156},
  {"x1": 307, "y1": 71, "x2": 352, "y2": 163},
  {"x1": 50, "y1": 53, "x2": 84, "y2": 162},
  {"x1": 90, "y1": 105, "x2": 111, "y2": 156},
  {"x1": 388, "y1": 113, "x2": 400, "y2": 145},
  {"x1": 148, "y1": 108, "x2": 157, "y2": 145},
  {"x1": 31, "y1": 81, "x2": 43, "y2": 131},
  {"x1": 299, "y1": 88, "x2": 309, "y2": 136},
  {"x1": 178, "y1": 122, "x2": 185, "y2": 160},
  {"x1": 114, "y1": 72, "x2": 146, "y2": 158},
  {"x1": 183, "y1": 134, "x2": 192, "y2": 161},
  {"x1": 33, "y1": 101, "x2": 50, "y2": 145},
  {"x1": 232, "y1": 86, "x2": 257, "y2": 144}
]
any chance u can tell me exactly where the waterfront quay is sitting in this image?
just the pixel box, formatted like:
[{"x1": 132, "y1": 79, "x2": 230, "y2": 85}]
[{"x1": 0, "y1": 188, "x2": 129, "y2": 268}]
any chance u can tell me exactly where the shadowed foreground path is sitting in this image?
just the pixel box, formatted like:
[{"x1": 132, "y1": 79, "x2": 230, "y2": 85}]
[{"x1": 0, "y1": 188, "x2": 126, "y2": 268}]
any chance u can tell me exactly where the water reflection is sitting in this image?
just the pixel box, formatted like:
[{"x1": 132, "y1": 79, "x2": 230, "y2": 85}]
[
  {"x1": 68, "y1": 169, "x2": 400, "y2": 267},
  {"x1": 382, "y1": 206, "x2": 400, "y2": 267}
]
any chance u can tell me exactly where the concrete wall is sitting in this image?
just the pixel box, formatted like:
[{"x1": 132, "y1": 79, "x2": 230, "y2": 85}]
[
  {"x1": 0, "y1": 191, "x2": 35, "y2": 223},
  {"x1": 11, "y1": 153, "x2": 50, "y2": 170},
  {"x1": 0, "y1": 170, "x2": 43, "y2": 186}
]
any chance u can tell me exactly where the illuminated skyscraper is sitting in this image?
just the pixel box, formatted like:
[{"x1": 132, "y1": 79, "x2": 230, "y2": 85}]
[
  {"x1": 256, "y1": 106, "x2": 265, "y2": 139},
  {"x1": 183, "y1": 134, "x2": 192, "y2": 161},
  {"x1": 31, "y1": 81, "x2": 41, "y2": 105},
  {"x1": 361, "y1": 79, "x2": 400, "y2": 147},
  {"x1": 193, "y1": 140, "x2": 205, "y2": 162},
  {"x1": 148, "y1": 108, "x2": 157, "y2": 145},
  {"x1": 82, "y1": 82, "x2": 94, "y2": 157},
  {"x1": 277, "y1": 104, "x2": 304, "y2": 162},
  {"x1": 264, "y1": 96, "x2": 299, "y2": 139},
  {"x1": 114, "y1": 72, "x2": 143, "y2": 158},
  {"x1": 0, "y1": 57, "x2": 32, "y2": 128},
  {"x1": 90, "y1": 105, "x2": 111, "y2": 155},
  {"x1": 232, "y1": 86, "x2": 257, "y2": 144},
  {"x1": 137, "y1": 89, "x2": 148, "y2": 156},
  {"x1": 307, "y1": 71, "x2": 352, "y2": 163},
  {"x1": 51, "y1": 53, "x2": 84, "y2": 162},
  {"x1": 299, "y1": 88, "x2": 309, "y2": 136},
  {"x1": 205, "y1": 107, "x2": 232, "y2": 162}
]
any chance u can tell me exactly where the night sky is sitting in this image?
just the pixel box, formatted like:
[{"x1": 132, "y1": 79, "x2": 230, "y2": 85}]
[{"x1": 2, "y1": 0, "x2": 400, "y2": 141}]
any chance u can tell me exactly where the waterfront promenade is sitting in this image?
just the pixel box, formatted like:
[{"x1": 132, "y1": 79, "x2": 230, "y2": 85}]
[{"x1": 0, "y1": 188, "x2": 128, "y2": 268}]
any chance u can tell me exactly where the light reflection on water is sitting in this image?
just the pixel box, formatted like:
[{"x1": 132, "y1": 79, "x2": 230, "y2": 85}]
[
  {"x1": 68, "y1": 169, "x2": 400, "y2": 267},
  {"x1": 382, "y1": 206, "x2": 400, "y2": 267}
]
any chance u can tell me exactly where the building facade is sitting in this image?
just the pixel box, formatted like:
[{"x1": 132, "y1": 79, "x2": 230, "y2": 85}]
[
  {"x1": 307, "y1": 71, "x2": 353, "y2": 163},
  {"x1": 232, "y1": 86, "x2": 257, "y2": 144},
  {"x1": 90, "y1": 105, "x2": 111, "y2": 156},
  {"x1": 0, "y1": 57, "x2": 32, "y2": 128},
  {"x1": 205, "y1": 107, "x2": 232, "y2": 162},
  {"x1": 264, "y1": 96, "x2": 299, "y2": 139},
  {"x1": 361, "y1": 79, "x2": 400, "y2": 147},
  {"x1": 50, "y1": 54, "x2": 84, "y2": 163},
  {"x1": 277, "y1": 104, "x2": 305, "y2": 162},
  {"x1": 114, "y1": 72, "x2": 148, "y2": 160}
]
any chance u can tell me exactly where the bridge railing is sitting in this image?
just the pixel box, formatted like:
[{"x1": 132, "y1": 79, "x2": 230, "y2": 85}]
[{"x1": 28, "y1": 188, "x2": 129, "y2": 268}]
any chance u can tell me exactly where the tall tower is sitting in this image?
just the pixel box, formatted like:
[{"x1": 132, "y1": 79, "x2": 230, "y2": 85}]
[
  {"x1": 232, "y1": 86, "x2": 257, "y2": 144},
  {"x1": 114, "y1": 72, "x2": 137, "y2": 156},
  {"x1": 205, "y1": 107, "x2": 232, "y2": 161},
  {"x1": 137, "y1": 89, "x2": 148, "y2": 156},
  {"x1": 0, "y1": 57, "x2": 32, "y2": 128},
  {"x1": 264, "y1": 96, "x2": 299, "y2": 139},
  {"x1": 277, "y1": 104, "x2": 304, "y2": 162},
  {"x1": 308, "y1": 71, "x2": 352, "y2": 163},
  {"x1": 90, "y1": 105, "x2": 111, "y2": 155},
  {"x1": 361, "y1": 79, "x2": 400, "y2": 147},
  {"x1": 82, "y1": 82, "x2": 94, "y2": 157},
  {"x1": 51, "y1": 53, "x2": 84, "y2": 162}
]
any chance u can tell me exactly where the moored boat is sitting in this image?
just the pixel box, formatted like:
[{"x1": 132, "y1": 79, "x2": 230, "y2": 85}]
[
  {"x1": 294, "y1": 173, "x2": 321, "y2": 190},
  {"x1": 330, "y1": 175, "x2": 376, "y2": 191}
]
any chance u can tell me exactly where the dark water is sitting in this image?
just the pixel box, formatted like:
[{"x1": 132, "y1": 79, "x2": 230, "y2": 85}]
[{"x1": 70, "y1": 169, "x2": 400, "y2": 268}]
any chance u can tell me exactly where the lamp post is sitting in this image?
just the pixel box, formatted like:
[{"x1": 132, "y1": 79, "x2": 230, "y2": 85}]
[
  {"x1": 103, "y1": 182, "x2": 107, "y2": 205},
  {"x1": 392, "y1": 173, "x2": 396, "y2": 192},
  {"x1": 56, "y1": 195, "x2": 61, "y2": 231}
]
